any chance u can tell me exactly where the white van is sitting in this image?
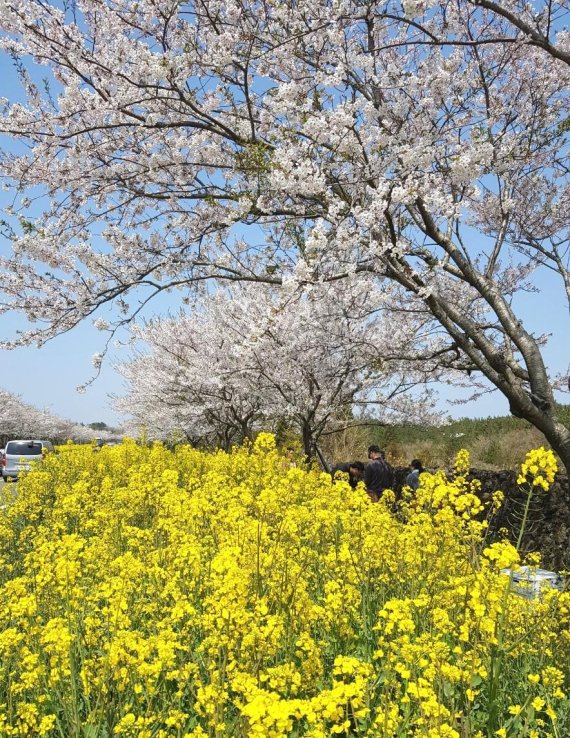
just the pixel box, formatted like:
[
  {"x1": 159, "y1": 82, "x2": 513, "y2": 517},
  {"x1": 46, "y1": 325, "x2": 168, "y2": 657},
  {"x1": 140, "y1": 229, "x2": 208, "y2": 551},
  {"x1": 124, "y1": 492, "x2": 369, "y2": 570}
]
[{"x1": 1, "y1": 440, "x2": 54, "y2": 481}]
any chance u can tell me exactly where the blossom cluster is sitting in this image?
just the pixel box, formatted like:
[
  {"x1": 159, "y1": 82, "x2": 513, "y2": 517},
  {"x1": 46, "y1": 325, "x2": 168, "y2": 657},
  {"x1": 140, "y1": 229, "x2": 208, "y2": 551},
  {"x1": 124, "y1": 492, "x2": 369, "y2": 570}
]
[
  {"x1": 0, "y1": 435, "x2": 567, "y2": 737},
  {"x1": 516, "y1": 447, "x2": 558, "y2": 491}
]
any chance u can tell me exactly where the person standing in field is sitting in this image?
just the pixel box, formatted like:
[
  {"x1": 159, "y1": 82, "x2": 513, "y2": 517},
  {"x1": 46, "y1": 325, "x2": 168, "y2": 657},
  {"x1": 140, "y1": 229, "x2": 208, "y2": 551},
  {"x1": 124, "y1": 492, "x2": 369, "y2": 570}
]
[
  {"x1": 364, "y1": 445, "x2": 395, "y2": 502},
  {"x1": 406, "y1": 459, "x2": 424, "y2": 490}
]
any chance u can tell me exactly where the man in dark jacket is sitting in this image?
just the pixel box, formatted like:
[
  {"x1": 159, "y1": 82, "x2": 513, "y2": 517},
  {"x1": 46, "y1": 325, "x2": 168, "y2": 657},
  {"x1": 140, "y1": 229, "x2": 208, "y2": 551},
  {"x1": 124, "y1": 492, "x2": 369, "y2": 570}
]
[{"x1": 364, "y1": 445, "x2": 395, "y2": 502}]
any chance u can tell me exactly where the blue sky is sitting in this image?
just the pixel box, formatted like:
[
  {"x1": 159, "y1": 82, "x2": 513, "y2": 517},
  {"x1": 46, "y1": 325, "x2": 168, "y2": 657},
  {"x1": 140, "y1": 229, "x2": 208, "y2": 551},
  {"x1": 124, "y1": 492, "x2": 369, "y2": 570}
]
[
  {"x1": 0, "y1": 317, "x2": 125, "y2": 425},
  {"x1": 0, "y1": 44, "x2": 567, "y2": 427}
]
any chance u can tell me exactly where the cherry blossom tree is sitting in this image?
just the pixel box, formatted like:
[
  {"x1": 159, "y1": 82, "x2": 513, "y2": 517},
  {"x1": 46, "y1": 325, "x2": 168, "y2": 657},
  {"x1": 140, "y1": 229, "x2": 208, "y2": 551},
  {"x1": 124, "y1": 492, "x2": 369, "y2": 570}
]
[
  {"x1": 116, "y1": 281, "x2": 442, "y2": 457},
  {"x1": 0, "y1": 1, "x2": 568, "y2": 470},
  {"x1": 115, "y1": 310, "x2": 267, "y2": 449},
  {"x1": 0, "y1": 387, "x2": 108, "y2": 444}
]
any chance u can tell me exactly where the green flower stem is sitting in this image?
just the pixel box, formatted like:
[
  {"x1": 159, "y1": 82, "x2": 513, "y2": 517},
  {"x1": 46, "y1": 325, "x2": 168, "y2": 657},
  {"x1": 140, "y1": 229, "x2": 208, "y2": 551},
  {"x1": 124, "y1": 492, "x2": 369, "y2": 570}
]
[{"x1": 516, "y1": 483, "x2": 534, "y2": 553}]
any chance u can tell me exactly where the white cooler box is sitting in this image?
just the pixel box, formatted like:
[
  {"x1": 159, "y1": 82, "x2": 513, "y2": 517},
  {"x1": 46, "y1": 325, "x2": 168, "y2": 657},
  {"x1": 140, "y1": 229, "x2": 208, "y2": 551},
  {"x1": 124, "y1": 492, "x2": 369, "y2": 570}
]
[{"x1": 501, "y1": 566, "x2": 563, "y2": 600}]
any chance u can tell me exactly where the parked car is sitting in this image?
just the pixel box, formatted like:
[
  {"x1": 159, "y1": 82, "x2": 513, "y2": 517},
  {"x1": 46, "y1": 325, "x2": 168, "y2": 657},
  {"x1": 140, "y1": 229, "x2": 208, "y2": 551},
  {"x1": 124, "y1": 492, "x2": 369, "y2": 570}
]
[
  {"x1": 1, "y1": 440, "x2": 54, "y2": 481},
  {"x1": 94, "y1": 437, "x2": 122, "y2": 449}
]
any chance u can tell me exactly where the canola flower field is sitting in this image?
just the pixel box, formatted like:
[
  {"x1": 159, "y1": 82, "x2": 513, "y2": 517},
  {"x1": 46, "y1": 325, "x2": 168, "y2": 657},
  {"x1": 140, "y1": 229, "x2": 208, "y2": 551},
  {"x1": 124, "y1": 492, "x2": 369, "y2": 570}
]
[{"x1": 0, "y1": 435, "x2": 568, "y2": 738}]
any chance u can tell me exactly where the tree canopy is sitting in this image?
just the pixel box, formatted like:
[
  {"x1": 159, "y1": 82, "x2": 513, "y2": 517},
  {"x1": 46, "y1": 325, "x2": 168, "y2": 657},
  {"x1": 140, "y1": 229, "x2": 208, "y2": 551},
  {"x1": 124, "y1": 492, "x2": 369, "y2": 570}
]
[
  {"x1": 0, "y1": 0, "x2": 568, "y2": 468},
  {"x1": 116, "y1": 281, "x2": 442, "y2": 454}
]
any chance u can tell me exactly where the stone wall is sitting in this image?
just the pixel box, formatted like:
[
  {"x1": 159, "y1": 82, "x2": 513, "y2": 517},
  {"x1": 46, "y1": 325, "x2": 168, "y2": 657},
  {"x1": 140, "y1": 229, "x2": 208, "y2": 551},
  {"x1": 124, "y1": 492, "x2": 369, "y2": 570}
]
[{"x1": 393, "y1": 467, "x2": 570, "y2": 571}]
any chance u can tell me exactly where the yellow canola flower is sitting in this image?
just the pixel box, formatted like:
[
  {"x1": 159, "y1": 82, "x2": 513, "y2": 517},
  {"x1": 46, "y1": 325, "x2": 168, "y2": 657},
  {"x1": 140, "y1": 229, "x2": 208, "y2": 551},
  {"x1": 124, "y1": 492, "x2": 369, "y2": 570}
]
[
  {"x1": 531, "y1": 697, "x2": 546, "y2": 712},
  {"x1": 483, "y1": 541, "x2": 520, "y2": 570},
  {"x1": 0, "y1": 439, "x2": 565, "y2": 736},
  {"x1": 454, "y1": 448, "x2": 471, "y2": 475},
  {"x1": 517, "y1": 447, "x2": 558, "y2": 490},
  {"x1": 545, "y1": 705, "x2": 557, "y2": 721}
]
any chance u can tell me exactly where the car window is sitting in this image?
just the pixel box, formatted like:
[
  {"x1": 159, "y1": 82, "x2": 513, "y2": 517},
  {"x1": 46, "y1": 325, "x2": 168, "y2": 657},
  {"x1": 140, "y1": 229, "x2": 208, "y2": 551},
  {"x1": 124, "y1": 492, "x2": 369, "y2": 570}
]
[{"x1": 6, "y1": 442, "x2": 43, "y2": 455}]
